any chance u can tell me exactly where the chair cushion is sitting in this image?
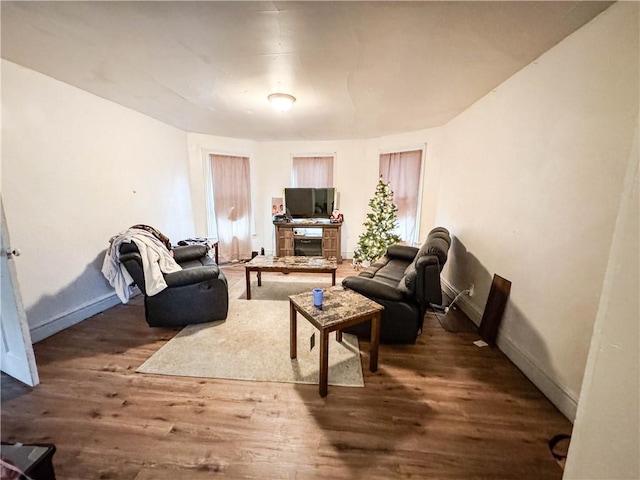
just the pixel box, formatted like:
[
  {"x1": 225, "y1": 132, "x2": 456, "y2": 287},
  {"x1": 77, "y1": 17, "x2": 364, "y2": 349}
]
[
  {"x1": 374, "y1": 259, "x2": 409, "y2": 283},
  {"x1": 398, "y1": 261, "x2": 418, "y2": 295}
]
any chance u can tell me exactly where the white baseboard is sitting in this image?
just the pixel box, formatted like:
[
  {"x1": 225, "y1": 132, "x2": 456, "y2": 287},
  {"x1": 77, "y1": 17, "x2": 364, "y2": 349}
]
[
  {"x1": 495, "y1": 334, "x2": 578, "y2": 421},
  {"x1": 441, "y1": 279, "x2": 578, "y2": 421},
  {"x1": 30, "y1": 292, "x2": 123, "y2": 343}
]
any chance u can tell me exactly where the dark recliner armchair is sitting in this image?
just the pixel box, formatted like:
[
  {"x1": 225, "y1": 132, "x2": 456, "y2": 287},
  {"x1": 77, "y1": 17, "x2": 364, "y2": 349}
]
[
  {"x1": 342, "y1": 227, "x2": 451, "y2": 343},
  {"x1": 119, "y1": 243, "x2": 229, "y2": 327}
]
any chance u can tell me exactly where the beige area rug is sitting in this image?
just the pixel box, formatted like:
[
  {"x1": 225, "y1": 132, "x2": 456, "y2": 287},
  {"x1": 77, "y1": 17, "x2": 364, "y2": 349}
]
[
  {"x1": 137, "y1": 276, "x2": 364, "y2": 387},
  {"x1": 234, "y1": 276, "x2": 335, "y2": 301}
]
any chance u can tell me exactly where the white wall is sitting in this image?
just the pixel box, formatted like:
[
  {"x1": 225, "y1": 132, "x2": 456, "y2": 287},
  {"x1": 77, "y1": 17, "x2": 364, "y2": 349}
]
[
  {"x1": 563, "y1": 117, "x2": 639, "y2": 479},
  {"x1": 1, "y1": 60, "x2": 194, "y2": 341},
  {"x1": 433, "y1": 3, "x2": 639, "y2": 419},
  {"x1": 255, "y1": 139, "x2": 369, "y2": 256},
  {"x1": 187, "y1": 130, "x2": 444, "y2": 260}
]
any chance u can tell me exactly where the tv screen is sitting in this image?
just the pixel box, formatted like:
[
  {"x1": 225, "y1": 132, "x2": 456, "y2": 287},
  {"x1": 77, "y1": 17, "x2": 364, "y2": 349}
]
[{"x1": 284, "y1": 188, "x2": 335, "y2": 218}]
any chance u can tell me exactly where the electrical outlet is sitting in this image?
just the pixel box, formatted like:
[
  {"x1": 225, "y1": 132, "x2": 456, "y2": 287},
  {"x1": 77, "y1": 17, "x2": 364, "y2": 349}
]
[{"x1": 468, "y1": 284, "x2": 475, "y2": 297}]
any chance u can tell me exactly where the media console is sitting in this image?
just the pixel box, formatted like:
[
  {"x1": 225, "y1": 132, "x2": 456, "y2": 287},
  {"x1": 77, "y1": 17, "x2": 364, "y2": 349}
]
[{"x1": 274, "y1": 220, "x2": 342, "y2": 263}]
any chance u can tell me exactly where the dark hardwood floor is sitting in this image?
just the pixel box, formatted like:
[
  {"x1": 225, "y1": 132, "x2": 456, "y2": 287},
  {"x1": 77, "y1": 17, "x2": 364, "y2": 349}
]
[{"x1": 1, "y1": 262, "x2": 572, "y2": 479}]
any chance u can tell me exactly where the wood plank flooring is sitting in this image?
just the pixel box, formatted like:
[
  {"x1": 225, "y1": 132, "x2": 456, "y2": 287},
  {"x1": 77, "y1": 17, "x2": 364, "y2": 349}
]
[{"x1": 1, "y1": 262, "x2": 572, "y2": 479}]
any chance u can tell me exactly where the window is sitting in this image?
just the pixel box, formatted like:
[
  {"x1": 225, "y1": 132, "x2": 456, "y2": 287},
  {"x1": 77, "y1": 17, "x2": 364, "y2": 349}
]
[
  {"x1": 292, "y1": 156, "x2": 334, "y2": 187},
  {"x1": 379, "y1": 149, "x2": 423, "y2": 244},
  {"x1": 207, "y1": 153, "x2": 252, "y2": 263}
]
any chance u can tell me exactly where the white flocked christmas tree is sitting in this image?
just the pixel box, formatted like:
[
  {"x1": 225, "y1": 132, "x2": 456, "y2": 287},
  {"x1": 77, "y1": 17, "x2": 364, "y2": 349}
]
[{"x1": 353, "y1": 176, "x2": 402, "y2": 266}]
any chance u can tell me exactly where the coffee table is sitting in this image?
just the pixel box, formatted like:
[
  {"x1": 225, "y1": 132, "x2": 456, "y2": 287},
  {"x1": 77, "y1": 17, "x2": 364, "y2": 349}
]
[
  {"x1": 244, "y1": 256, "x2": 337, "y2": 300},
  {"x1": 289, "y1": 287, "x2": 384, "y2": 397}
]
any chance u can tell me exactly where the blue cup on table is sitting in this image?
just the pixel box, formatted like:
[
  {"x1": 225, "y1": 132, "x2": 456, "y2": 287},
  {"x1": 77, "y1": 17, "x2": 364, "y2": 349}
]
[{"x1": 313, "y1": 288, "x2": 324, "y2": 308}]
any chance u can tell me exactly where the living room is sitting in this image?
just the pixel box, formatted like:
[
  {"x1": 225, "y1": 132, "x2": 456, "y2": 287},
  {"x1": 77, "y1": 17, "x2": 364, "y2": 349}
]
[{"x1": 1, "y1": 2, "x2": 638, "y2": 479}]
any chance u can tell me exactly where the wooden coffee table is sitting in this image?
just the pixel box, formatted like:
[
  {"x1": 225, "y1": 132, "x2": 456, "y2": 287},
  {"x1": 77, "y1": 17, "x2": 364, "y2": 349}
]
[
  {"x1": 289, "y1": 287, "x2": 384, "y2": 397},
  {"x1": 244, "y1": 256, "x2": 337, "y2": 300}
]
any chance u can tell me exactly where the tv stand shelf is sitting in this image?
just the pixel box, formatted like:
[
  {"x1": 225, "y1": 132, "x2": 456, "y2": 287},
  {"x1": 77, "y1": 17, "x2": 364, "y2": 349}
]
[{"x1": 274, "y1": 220, "x2": 342, "y2": 263}]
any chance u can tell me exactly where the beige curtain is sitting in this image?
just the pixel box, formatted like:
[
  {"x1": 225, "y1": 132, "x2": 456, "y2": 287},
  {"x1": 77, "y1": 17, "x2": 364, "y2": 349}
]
[
  {"x1": 292, "y1": 156, "x2": 334, "y2": 187},
  {"x1": 379, "y1": 149, "x2": 422, "y2": 244},
  {"x1": 210, "y1": 154, "x2": 252, "y2": 263}
]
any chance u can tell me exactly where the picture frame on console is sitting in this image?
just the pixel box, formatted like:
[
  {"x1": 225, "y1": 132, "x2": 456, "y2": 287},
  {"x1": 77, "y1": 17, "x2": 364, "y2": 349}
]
[{"x1": 271, "y1": 197, "x2": 284, "y2": 218}]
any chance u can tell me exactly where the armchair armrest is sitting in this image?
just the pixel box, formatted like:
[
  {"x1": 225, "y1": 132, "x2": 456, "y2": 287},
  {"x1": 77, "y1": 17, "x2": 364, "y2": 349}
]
[
  {"x1": 386, "y1": 245, "x2": 419, "y2": 262},
  {"x1": 414, "y1": 255, "x2": 444, "y2": 305},
  {"x1": 118, "y1": 252, "x2": 141, "y2": 264},
  {"x1": 164, "y1": 266, "x2": 222, "y2": 288},
  {"x1": 342, "y1": 276, "x2": 406, "y2": 302},
  {"x1": 415, "y1": 254, "x2": 440, "y2": 270},
  {"x1": 172, "y1": 245, "x2": 208, "y2": 263}
]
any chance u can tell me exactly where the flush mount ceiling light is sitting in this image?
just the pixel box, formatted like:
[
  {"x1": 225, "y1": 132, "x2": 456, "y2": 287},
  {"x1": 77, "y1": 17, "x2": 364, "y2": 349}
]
[{"x1": 268, "y1": 93, "x2": 296, "y2": 112}]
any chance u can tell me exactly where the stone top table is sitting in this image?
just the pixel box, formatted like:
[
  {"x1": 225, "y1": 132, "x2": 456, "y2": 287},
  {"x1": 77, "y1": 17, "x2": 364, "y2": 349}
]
[
  {"x1": 244, "y1": 255, "x2": 337, "y2": 300},
  {"x1": 288, "y1": 287, "x2": 384, "y2": 397}
]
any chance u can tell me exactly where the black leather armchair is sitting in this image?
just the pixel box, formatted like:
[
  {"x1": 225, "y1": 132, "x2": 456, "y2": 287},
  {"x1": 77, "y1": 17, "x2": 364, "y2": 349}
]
[
  {"x1": 342, "y1": 227, "x2": 451, "y2": 343},
  {"x1": 118, "y1": 243, "x2": 229, "y2": 327}
]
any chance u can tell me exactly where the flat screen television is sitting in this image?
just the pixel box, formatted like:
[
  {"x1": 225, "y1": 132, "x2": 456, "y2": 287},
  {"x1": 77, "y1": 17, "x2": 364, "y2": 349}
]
[{"x1": 284, "y1": 187, "x2": 335, "y2": 219}]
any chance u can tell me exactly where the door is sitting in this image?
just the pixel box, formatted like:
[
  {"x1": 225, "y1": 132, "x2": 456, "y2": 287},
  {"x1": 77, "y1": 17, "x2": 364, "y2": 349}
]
[{"x1": 1, "y1": 200, "x2": 39, "y2": 386}]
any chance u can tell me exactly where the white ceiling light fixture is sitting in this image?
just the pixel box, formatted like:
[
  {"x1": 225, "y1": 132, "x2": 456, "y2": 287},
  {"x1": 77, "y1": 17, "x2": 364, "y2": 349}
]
[{"x1": 268, "y1": 93, "x2": 296, "y2": 112}]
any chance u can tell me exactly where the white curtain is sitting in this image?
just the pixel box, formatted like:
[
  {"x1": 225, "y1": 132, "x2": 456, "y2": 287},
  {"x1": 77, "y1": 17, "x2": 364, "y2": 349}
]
[
  {"x1": 209, "y1": 154, "x2": 252, "y2": 263},
  {"x1": 292, "y1": 156, "x2": 334, "y2": 187},
  {"x1": 379, "y1": 149, "x2": 422, "y2": 244}
]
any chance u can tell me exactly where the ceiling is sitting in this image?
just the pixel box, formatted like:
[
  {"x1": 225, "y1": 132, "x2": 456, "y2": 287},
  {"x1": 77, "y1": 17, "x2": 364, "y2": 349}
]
[{"x1": 1, "y1": 1, "x2": 613, "y2": 141}]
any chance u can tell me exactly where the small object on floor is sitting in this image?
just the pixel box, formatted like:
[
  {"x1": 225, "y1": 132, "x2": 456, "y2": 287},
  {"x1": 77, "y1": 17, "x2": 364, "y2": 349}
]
[
  {"x1": 548, "y1": 434, "x2": 571, "y2": 470},
  {"x1": 0, "y1": 442, "x2": 57, "y2": 480},
  {"x1": 474, "y1": 339, "x2": 489, "y2": 347}
]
